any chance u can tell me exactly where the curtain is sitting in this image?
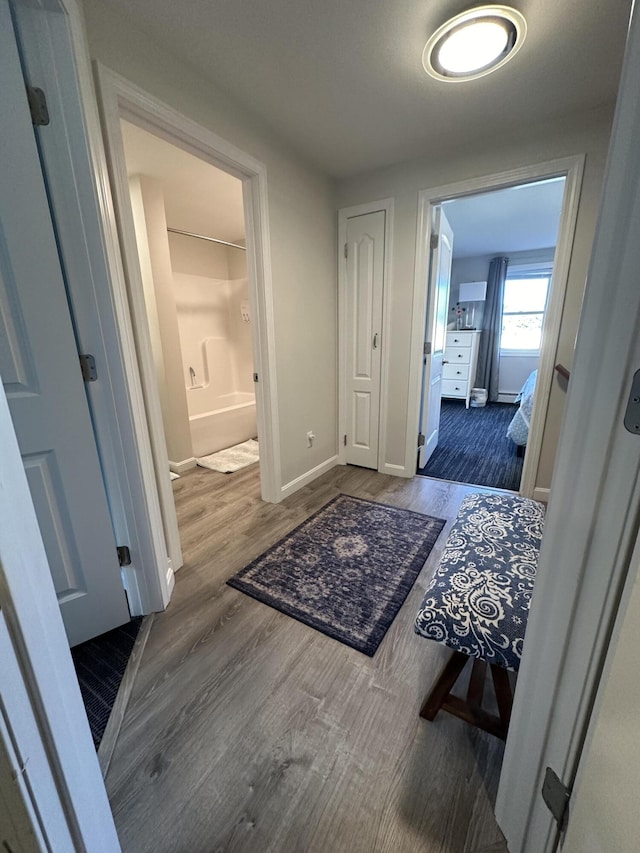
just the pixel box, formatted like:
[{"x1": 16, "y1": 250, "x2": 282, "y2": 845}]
[{"x1": 476, "y1": 256, "x2": 509, "y2": 402}]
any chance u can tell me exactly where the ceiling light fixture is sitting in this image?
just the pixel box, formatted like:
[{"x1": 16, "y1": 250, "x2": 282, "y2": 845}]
[{"x1": 423, "y1": 5, "x2": 527, "y2": 82}]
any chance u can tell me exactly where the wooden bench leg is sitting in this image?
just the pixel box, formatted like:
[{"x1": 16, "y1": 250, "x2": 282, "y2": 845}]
[
  {"x1": 490, "y1": 663, "x2": 514, "y2": 731},
  {"x1": 420, "y1": 651, "x2": 469, "y2": 721},
  {"x1": 420, "y1": 651, "x2": 515, "y2": 740}
]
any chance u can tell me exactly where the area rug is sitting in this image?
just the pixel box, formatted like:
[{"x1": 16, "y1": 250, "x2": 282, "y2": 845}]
[
  {"x1": 227, "y1": 494, "x2": 445, "y2": 655},
  {"x1": 197, "y1": 438, "x2": 259, "y2": 473},
  {"x1": 71, "y1": 617, "x2": 143, "y2": 749},
  {"x1": 417, "y1": 400, "x2": 523, "y2": 491}
]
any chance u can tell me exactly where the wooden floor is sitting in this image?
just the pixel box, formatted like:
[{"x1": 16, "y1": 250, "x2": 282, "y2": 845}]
[{"x1": 106, "y1": 464, "x2": 508, "y2": 853}]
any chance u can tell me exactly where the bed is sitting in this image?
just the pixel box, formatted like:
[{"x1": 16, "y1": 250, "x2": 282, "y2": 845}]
[{"x1": 507, "y1": 369, "x2": 538, "y2": 447}]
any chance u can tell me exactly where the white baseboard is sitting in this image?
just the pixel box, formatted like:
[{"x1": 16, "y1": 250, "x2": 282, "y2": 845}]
[
  {"x1": 380, "y1": 461, "x2": 411, "y2": 478},
  {"x1": 169, "y1": 457, "x2": 197, "y2": 474},
  {"x1": 498, "y1": 393, "x2": 519, "y2": 404},
  {"x1": 533, "y1": 487, "x2": 550, "y2": 503},
  {"x1": 280, "y1": 455, "x2": 339, "y2": 500}
]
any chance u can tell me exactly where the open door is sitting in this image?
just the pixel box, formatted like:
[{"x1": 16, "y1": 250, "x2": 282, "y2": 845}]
[
  {"x1": 0, "y1": 2, "x2": 130, "y2": 646},
  {"x1": 418, "y1": 207, "x2": 454, "y2": 469}
]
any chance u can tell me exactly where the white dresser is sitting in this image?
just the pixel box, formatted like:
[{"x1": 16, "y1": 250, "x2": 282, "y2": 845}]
[{"x1": 442, "y1": 330, "x2": 482, "y2": 408}]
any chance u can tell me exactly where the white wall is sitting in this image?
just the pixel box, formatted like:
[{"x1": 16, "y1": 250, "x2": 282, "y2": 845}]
[
  {"x1": 82, "y1": 0, "x2": 338, "y2": 489},
  {"x1": 168, "y1": 233, "x2": 254, "y2": 417},
  {"x1": 129, "y1": 175, "x2": 193, "y2": 465},
  {"x1": 336, "y1": 107, "x2": 613, "y2": 489},
  {"x1": 563, "y1": 551, "x2": 640, "y2": 853}
]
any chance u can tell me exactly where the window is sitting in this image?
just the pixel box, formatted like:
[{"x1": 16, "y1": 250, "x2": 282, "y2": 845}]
[{"x1": 501, "y1": 273, "x2": 550, "y2": 352}]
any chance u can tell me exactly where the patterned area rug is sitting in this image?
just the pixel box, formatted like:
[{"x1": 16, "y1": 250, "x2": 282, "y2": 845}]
[
  {"x1": 71, "y1": 617, "x2": 143, "y2": 749},
  {"x1": 227, "y1": 495, "x2": 445, "y2": 656},
  {"x1": 197, "y1": 438, "x2": 259, "y2": 473}
]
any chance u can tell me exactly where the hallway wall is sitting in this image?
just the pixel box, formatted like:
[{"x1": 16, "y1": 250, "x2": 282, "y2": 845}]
[
  {"x1": 337, "y1": 106, "x2": 614, "y2": 490},
  {"x1": 83, "y1": 0, "x2": 337, "y2": 491}
]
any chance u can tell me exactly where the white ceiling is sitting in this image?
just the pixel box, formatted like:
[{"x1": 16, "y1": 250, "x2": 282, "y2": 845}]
[
  {"x1": 103, "y1": 0, "x2": 632, "y2": 177},
  {"x1": 443, "y1": 177, "x2": 566, "y2": 258},
  {"x1": 120, "y1": 120, "x2": 245, "y2": 243}
]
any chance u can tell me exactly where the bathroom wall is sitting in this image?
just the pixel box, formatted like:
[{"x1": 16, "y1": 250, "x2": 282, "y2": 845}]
[
  {"x1": 168, "y1": 233, "x2": 253, "y2": 417},
  {"x1": 129, "y1": 175, "x2": 193, "y2": 466},
  {"x1": 129, "y1": 174, "x2": 254, "y2": 464}
]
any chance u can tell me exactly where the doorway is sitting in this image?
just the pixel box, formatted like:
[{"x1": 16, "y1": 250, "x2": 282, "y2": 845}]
[
  {"x1": 410, "y1": 157, "x2": 584, "y2": 501},
  {"x1": 416, "y1": 177, "x2": 566, "y2": 492},
  {"x1": 121, "y1": 120, "x2": 259, "y2": 489},
  {"x1": 94, "y1": 64, "x2": 281, "y2": 609}
]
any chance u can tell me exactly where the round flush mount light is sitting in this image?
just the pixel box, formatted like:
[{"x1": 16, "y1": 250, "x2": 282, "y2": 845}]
[{"x1": 423, "y1": 5, "x2": 527, "y2": 82}]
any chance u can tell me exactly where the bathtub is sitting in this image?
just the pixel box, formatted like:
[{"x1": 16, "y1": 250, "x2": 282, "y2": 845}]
[{"x1": 189, "y1": 391, "x2": 257, "y2": 458}]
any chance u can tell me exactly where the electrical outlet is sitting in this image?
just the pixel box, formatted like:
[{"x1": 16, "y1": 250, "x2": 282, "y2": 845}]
[{"x1": 306, "y1": 430, "x2": 315, "y2": 447}]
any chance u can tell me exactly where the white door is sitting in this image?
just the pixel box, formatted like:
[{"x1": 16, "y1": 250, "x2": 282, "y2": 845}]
[
  {"x1": 0, "y1": 2, "x2": 130, "y2": 647},
  {"x1": 418, "y1": 207, "x2": 454, "y2": 469},
  {"x1": 344, "y1": 210, "x2": 385, "y2": 469}
]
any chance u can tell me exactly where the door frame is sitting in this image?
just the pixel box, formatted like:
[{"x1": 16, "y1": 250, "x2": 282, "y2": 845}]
[
  {"x1": 409, "y1": 155, "x2": 584, "y2": 499},
  {"x1": 93, "y1": 65, "x2": 281, "y2": 538},
  {"x1": 418, "y1": 206, "x2": 454, "y2": 470},
  {"x1": 338, "y1": 199, "x2": 394, "y2": 473},
  {"x1": 497, "y1": 5, "x2": 640, "y2": 845}
]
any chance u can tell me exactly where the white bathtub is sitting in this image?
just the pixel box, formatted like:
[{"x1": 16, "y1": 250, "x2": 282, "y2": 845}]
[{"x1": 189, "y1": 391, "x2": 257, "y2": 458}]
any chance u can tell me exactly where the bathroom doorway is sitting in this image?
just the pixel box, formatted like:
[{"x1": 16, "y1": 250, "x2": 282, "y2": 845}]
[
  {"x1": 119, "y1": 120, "x2": 262, "y2": 549},
  {"x1": 122, "y1": 120, "x2": 259, "y2": 486}
]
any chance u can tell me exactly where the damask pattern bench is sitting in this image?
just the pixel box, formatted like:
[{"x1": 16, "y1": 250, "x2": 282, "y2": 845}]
[{"x1": 414, "y1": 491, "x2": 544, "y2": 739}]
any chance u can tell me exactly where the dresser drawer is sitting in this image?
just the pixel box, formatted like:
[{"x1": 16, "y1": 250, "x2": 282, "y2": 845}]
[
  {"x1": 446, "y1": 332, "x2": 472, "y2": 348},
  {"x1": 445, "y1": 346, "x2": 471, "y2": 365},
  {"x1": 443, "y1": 363, "x2": 469, "y2": 381},
  {"x1": 442, "y1": 378, "x2": 468, "y2": 397}
]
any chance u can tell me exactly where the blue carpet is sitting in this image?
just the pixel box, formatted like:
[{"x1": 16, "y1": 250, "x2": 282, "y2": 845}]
[
  {"x1": 417, "y1": 400, "x2": 523, "y2": 491},
  {"x1": 71, "y1": 617, "x2": 142, "y2": 749},
  {"x1": 227, "y1": 495, "x2": 445, "y2": 656}
]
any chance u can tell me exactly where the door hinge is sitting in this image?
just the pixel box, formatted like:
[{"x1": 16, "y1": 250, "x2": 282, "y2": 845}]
[
  {"x1": 343, "y1": 434, "x2": 347, "y2": 446},
  {"x1": 430, "y1": 233, "x2": 439, "y2": 250},
  {"x1": 542, "y1": 767, "x2": 571, "y2": 832},
  {"x1": 253, "y1": 372, "x2": 259, "y2": 382},
  {"x1": 26, "y1": 86, "x2": 50, "y2": 126},
  {"x1": 424, "y1": 341, "x2": 432, "y2": 355},
  {"x1": 79, "y1": 354, "x2": 98, "y2": 382},
  {"x1": 117, "y1": 545, "x2": 132, "y2": 567},
  {"x1": 418, "y1": 433, "x2": 426, "y2": 447},
  {"x1": 344, "y1": 242, "x2": 348, "y2": 259}
]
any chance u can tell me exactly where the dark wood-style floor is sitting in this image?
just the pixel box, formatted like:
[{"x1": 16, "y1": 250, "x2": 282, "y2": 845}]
[{"x1": 106, "y1": 464, "x2": 508, "y2": 853}]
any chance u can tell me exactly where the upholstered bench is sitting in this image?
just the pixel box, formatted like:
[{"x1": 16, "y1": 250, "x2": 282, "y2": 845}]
[{"x1": 414, "y1": 491, "x2": 544, "y2": 739}]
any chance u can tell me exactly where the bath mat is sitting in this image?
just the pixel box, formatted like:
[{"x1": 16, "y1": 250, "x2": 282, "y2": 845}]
[
  {"x1": 197, "y1": 438, "x2": 259, "y2": 473},
  {"x1": 227, "y1": 494, "x2": 445, "y2": 656}
]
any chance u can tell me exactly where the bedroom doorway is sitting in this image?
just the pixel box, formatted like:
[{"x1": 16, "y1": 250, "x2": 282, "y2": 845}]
[{"x1": 415, "y1": 171, "x2": 572, "y2": 495}]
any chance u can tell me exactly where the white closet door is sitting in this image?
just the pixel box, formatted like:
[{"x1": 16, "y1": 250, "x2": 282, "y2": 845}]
[
  {"x1": 344, "y1": 210, "x2": 385, "y2": 469},
  {"x1": 0, "y1": 1, "x2": 130, "y2": 646}
]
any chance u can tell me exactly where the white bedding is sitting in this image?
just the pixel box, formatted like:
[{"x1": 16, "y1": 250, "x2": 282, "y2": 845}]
[{"x1": 507, "y1": 370, "x2": 538, "y2": 446}]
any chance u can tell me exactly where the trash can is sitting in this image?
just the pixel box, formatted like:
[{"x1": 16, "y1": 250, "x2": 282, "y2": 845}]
[{"x1": 470, "y1": 388, "x2": 487, "y2": 407}]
